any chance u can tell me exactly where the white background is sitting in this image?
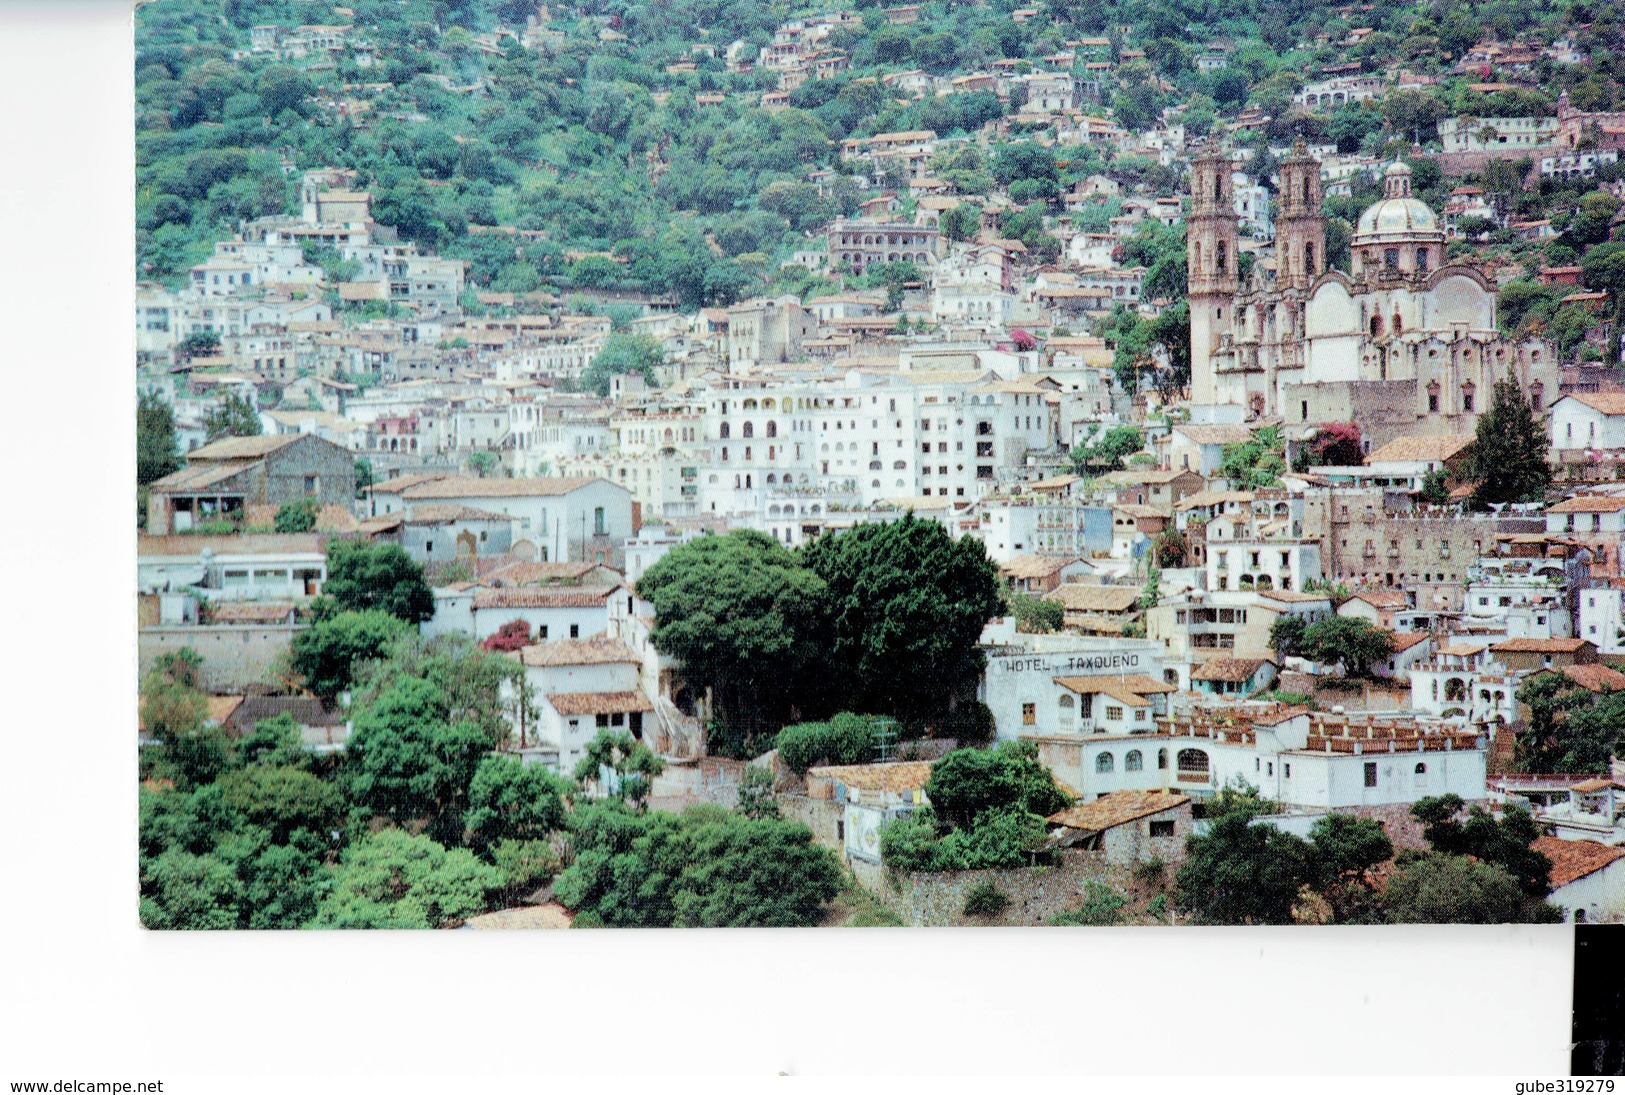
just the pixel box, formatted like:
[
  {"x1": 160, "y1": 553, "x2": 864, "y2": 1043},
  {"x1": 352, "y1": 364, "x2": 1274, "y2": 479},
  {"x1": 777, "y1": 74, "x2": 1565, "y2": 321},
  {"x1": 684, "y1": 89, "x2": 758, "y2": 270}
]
[{"x1": 0, "y1": 1, "x2": 1576, "y2": 1082}]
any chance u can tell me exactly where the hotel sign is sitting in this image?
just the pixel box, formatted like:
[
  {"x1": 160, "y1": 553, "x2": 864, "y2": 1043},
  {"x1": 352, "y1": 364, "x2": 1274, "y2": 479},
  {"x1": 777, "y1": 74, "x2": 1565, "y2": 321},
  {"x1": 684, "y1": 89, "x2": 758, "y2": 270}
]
[{"x1": 994, "y1": 651, "x2": 1144, "y2": 675}]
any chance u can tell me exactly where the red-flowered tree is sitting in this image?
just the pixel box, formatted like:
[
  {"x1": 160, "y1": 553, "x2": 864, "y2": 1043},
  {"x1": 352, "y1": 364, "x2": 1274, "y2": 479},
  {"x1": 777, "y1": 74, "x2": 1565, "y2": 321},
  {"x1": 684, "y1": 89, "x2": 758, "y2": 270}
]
[{"x1": 482, "y1": 619, "x2": 532, "y2": 652}]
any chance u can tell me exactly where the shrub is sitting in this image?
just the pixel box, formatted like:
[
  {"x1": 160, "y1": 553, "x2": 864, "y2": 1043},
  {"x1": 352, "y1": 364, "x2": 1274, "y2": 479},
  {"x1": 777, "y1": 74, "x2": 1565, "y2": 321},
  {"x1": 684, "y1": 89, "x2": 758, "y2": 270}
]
[
  {"x1": 1133, "y1": 856, "x2": 1166, "y2": 889},
  {"x1": 962, "y1": 880, "x2": 1011, "y2": 918},
  {"x1": 488, "y1": 838, "x2": 563, "y2": 893},
  {"x1": 775, "y1": 712, "x2": 881, "y2": 773},
  {"x1": 1050, "y1": 882, "x2": 1128, "y2": 926},
  {"x1": 274, "y1": 498, "x2": 320, "y2": 533},
  {"x1": 940, "y1": 700, "x2": 995, "y2": 744}
]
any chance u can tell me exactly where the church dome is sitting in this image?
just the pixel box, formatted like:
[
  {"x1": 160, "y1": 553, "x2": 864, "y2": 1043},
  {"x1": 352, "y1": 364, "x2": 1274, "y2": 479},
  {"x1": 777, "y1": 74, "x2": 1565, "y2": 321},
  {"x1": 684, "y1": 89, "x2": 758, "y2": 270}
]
[{"x1": 1354, "y1": 162, "x2": 1443, "y2": 243}]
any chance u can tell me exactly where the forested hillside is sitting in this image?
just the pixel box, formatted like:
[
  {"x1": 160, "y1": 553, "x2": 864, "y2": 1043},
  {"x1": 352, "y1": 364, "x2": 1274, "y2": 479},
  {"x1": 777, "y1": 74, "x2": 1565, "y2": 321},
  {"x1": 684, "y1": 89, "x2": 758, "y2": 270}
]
[{"x1": 138, "y1": 0, "x2": 1625, "y2": 313}]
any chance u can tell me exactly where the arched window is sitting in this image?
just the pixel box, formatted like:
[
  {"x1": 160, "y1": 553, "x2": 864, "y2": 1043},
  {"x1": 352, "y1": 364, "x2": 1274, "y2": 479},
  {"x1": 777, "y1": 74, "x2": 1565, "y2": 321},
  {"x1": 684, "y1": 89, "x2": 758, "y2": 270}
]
[
  {"x1": 1392, "y1": 313, "x2": 1403, "y2": 335},
  {"x1": 1384, "y1": 248, "x2": 1400, "y2": 270},
  {"x1": 742, "y1": 421, "x2": 754, "y2": 438},
  {"x1": 1370, "y1": 314, "x2": 1383, "y2": 338},
  {"x1": 1125, "y1": 750, "x2": 1143, "y2": 772},
  {"x1": 766, "y1": 421, "x2": 777, "y2": 438},
  {"x1": 1157, "y1": 748, "x2": 1168, "y2": 770},
  {"x1": 1416, "y1": 248, "x2": 1429, "y2": 272},
  {"x1": 1215, "y1": 240, "x2": 1227, "y2": 275},
  {"x1": 719, "y1": 421, "x2": 730, "y2": 439},
  {"x1": 1096, "y1": 753, "x2": 1114, "y2": 773},
  {"x1": 1176, "y1": 749, "x2": 1209, "y2": 777},
  {"x1": 1059, "y1": 694, "x2": 1075, "y2": 718},
  {"x1": 1304, "y1": 242, "x2": 1315, "y2": 274},
  {"x1": 1301, "y1": 177, "x2": 1310, "y2": 205}
]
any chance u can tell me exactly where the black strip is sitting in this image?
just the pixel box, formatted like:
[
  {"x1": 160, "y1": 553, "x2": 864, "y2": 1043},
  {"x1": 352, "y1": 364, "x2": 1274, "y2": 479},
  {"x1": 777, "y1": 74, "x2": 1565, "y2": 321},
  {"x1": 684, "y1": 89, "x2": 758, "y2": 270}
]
[{"x1": 1573, "y1": 924, "x2": 1625, "y2": 1076}]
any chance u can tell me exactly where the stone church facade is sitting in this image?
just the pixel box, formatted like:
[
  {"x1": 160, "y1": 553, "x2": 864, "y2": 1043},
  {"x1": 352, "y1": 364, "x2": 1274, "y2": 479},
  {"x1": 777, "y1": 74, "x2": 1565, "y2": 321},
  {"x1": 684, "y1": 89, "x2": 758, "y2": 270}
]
[{"x1": 1187, "y1": 141, "x2": 1558, "y2": 446}]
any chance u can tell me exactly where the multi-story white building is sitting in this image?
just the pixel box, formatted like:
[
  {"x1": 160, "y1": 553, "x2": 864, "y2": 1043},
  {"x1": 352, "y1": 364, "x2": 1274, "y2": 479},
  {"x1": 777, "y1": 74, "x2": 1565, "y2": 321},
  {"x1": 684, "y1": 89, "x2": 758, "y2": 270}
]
[
  {"x1": 1438, "y1": 115, "x2": 1559, "y2": 153},
  {"x1": 1025, "y1": 702, "x2": 1488, "y2": 810},
  {"x1": 1409, "y1": 642, "x2": 1519, "y2": 724}
]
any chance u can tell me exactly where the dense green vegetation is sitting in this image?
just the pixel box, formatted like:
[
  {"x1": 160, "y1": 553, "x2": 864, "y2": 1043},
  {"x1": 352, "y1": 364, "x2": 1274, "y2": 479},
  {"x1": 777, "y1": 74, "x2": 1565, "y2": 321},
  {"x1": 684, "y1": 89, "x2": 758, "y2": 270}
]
[
  {"x1": 637, "y1": 515, "x2": 1003, "y2": 753},
  {"x1": 879, "y1": 741, "x2": 1072, "y2": 872},
  {"x1": 1175, "y1": 790, "x2": 1560, "y2": 924},
  {"x1": 141, "y1": 606, "x2": 843, "y2": 928},
  {"x1": 137, "y1": 0, "x2": 1625, "y2": 353}
]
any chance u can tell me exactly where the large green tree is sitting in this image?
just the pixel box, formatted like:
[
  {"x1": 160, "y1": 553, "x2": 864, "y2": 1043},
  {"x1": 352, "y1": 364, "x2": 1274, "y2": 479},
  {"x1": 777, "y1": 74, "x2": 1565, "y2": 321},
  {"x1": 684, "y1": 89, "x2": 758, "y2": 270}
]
[
  {"x1": 1467, "y1": 373, "x2": 1550, "y2": 510},
  {"x1": 320, "y1": 540, "x2": 436, "y2": 624},
  {"x1": 582, "y1": 332, "x2": 664, "y2": 396},
  {"x1": 344, "y1": 675, "x2": 491, "y2": 841},
  {"x1": 638, "y1": 530, "x2": 828, "y2": 742},
  {"x1": 1410, "y1": 795, "x2": 1554, "y2": 900},
  {"x1": 1176, "y1": 812, "x2": 1318, "y2": 925},
  {"x1": 463, "y1": 755, "x2": 571, "y2": 851},
  {"x1": 137, "y1": 388, "x2": 181, "y2": 486},
  {"x1": 202, "y1": 392, "x2": 263, "y2": 441},
  {"x1": 1516, "y1": 671, "x2": 1625, "y2": 773},
  {"x1": 801, "y1": 514, "x2": 1003, "y2": 723},
  {"x1": 314, "y1": 828, "x2": 502, "y2": 929},
  {"x1": 1301, "y1": 617, "x2": 1394, "y2": 679},
  {"x1": 1384, "y1": 854, "x2": 1561, "y2": 924},
  {"x1": 553, "y1": 801, "x2": 842, "y2": 928},
  {"x1": 289, "y1": 608, "x2": 409, "y2": 701}
]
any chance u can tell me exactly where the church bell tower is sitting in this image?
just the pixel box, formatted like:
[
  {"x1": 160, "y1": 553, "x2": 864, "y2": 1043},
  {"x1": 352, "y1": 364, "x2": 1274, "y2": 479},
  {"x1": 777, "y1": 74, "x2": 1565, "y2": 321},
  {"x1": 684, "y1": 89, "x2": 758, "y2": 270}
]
[{"x1": 1187, "y1": 141, "x2": 1240, "y2": 408}]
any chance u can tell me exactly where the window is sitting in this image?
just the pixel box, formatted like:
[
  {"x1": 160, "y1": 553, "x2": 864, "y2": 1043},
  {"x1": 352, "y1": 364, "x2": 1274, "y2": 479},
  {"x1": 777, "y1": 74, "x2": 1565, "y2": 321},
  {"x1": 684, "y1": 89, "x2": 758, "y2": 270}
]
[
  {"x1": 1364, "y1": 761, "x2": 1377, "y2": 788},
  {"x1": 593, "y1": 507, "x2": 606, "y2": 536},
  {"x1": 1105, "y1": 705, "x2": 1124, "y2": 721},
  {"x1": 1148, "y1": 820, "x2": 1175, "y2": 838},
  {"x1": 1022, "y1": 702, "x2": 1036, "y2": 726},
  {"x1": 1157, "y1": 748, "x2": 1168, "y2": 770},
  {"x1": 569, "y1": 624, "x2": 580, "y2": 638},
  {"x1": 1096, "y1": 753, "x2": 1114, "y2": 773},
  {"x1": 1125, "y1": 749, "x2": 1143, "y2": 772}
]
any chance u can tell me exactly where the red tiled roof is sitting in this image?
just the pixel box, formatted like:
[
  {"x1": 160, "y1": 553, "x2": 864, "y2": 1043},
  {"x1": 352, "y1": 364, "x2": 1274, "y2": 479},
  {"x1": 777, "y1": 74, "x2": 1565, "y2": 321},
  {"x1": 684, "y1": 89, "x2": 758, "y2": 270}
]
[
  {"x1": 545, "y1": 690, "x2": 653, "y2": 716},
  {"x1": 1560, "y1": 663, "x2": 1625, "y2": 693},
  {"x1": 1491, "y1": 638, "x2": 1593, "y2": 653},
  {"x1": 1533, "y1": 836, "x2": 1625, "y2": 889}
]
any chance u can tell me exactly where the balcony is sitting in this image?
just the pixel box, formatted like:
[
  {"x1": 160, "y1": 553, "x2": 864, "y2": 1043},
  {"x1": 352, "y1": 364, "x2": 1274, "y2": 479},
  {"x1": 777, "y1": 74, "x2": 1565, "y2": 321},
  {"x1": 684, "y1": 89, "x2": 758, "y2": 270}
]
[{"x1": 1176, "y1": 770, "x2": 1212, "y2": 785}]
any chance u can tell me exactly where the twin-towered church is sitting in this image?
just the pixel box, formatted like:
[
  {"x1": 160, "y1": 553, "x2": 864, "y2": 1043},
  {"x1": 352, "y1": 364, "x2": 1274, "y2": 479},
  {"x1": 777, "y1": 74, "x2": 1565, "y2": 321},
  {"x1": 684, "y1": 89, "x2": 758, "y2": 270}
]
[{"x1": 1185, "y1": 139, "x2": 1557, "y2": 444}]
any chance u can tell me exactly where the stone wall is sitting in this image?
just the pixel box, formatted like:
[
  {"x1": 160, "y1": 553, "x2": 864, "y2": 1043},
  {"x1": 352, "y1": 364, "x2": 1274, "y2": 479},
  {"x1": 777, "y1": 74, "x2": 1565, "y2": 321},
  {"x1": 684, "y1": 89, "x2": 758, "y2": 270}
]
[
  {"x1": 139, "y1": 623, "x2": 303, "y2": 692},
  {"x1": 855, "y1": 852, "x2": 1158, "y2": 927},
  {"x1": 1277, "y1": 671, "x2": 1412, "y2": 713}
]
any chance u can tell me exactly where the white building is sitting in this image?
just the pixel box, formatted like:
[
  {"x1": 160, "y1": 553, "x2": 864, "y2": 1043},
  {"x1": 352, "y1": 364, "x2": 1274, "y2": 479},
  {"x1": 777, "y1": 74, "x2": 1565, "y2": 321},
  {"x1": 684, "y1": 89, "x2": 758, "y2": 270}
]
[
  {"x1": 518, "y1": 637, "x2": 654, "y2": 775},
  {"x1": 1029, "y1": 704, "x2": 1489, "y2": 810},
  {"x1": 375, "y1": 475, "x2": 635, "y2": 567},
  {"x1": 1438, "y1": 115, "x2": 1559, "y2": 153},
  {"x1": 1550, "y1": 393, "x2": 1625, "y2": 452}
]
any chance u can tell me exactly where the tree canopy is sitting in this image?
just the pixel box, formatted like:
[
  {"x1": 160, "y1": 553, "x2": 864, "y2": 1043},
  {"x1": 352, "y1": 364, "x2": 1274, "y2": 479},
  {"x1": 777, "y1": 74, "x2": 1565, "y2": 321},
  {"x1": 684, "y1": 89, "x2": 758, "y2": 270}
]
[
  {"x1": 320, "y1": 540, "x2": 436, "y2": 624},
  {"x1": 552, "y1": 801, "x2": 842, "y2": 928},
  {"x1": 1467, "y1": 373, "x2": 1551, "y2": 510}
]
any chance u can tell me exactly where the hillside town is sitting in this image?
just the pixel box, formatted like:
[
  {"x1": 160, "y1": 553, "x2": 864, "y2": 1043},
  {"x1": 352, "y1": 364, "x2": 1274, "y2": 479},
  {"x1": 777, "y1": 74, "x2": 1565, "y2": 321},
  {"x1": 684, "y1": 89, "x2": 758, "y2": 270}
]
[{"x1": 132, "y1": 0, "x2": 1625, "y2": 929}]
